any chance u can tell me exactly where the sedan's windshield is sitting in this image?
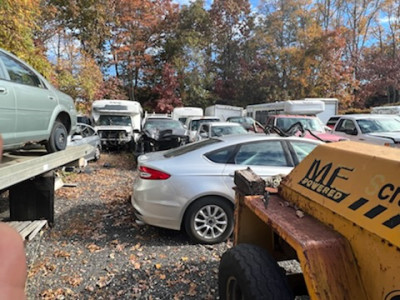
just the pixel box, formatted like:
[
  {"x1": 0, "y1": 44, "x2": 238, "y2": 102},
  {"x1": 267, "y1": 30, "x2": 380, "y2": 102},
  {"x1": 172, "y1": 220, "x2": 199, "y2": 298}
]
[
  {"x1": 97, "y1": 115, "x2": 131, "y2": 126},
  {"x1": 276, "y1": 117, "x2": 324, "y2": 132},
  {"x1": 211, "y1": 126, "x2": 247, "y2": 137},
  {"x1": 190, "y1": 119, "x2": 220, "y2": 131},
  {"x1": 356, "y1": 118, "x2": 400, "y2": 133}
]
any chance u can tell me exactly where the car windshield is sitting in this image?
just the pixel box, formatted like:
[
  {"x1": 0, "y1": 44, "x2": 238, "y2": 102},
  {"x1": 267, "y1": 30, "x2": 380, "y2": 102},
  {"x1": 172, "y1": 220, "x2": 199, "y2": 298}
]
[
  {"x1": 144, "y1": 119, "x2": 184, "y2": 131},
  {"x1": 164, "y1": 138, "x2": 221, "y2": 158},
  {"x1": 97, "y1": 115, "x2": 131, "y2": 126},
  {"x1": 276, "y1": 117, "x2": 324, "y2": 132},
  {"x1": 230, "y1": 117, "x2": 254, "y2": 125},
  {"x1": 356, "y1": 118, "x2": 400, "y2": 133},
  {"x1": 190, "y1": 119, "x2": 220, "y2": 131},
  {"x1": 210, "y1": 125, "x2": 247, "y2": 137}
]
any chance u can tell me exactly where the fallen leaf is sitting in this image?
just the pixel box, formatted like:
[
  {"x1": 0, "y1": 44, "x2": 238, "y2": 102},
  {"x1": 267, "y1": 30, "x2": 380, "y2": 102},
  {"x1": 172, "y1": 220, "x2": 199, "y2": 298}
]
[{"x1": 87, "y1": 243, "x2": 102, "y2": 253}]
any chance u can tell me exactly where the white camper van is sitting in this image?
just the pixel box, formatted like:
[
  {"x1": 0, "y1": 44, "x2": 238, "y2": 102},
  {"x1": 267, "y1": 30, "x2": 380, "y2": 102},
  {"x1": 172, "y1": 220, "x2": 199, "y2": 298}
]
[
  {"x1": 92, "y1": 100, "x2": 143, "y2": 149},
  {"x1": 246, "y1": 100, "x2": 325, "y2": 124},
  {"x1": 171, "y1": 107, "x2": 203, "y2": 124}
]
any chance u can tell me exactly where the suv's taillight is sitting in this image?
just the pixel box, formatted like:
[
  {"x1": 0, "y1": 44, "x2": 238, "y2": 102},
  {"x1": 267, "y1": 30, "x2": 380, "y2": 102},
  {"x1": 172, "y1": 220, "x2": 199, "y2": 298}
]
[{"x1": 139, "y1": 166, "x2": 170, "y2": 180}]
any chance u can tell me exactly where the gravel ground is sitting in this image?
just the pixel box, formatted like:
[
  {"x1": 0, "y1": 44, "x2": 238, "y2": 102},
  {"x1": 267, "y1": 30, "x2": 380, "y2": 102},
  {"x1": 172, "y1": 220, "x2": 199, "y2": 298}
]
[{"x1": 23, "y1": 152, "x2": 232, "y2": 299}]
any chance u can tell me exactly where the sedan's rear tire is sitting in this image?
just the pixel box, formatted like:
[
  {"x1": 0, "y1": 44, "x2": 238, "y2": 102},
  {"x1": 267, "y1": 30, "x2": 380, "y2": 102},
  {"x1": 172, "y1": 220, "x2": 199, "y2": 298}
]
[
  {"x1": 46, "y1": 121, "x2": 68, "y2": 153},
  {"x1": 94, "y1": 146, "x2": 101, "y2": 161},
  {"x1": 219, "y1": 243, "x2": 293, "y2": 300},
  {"x1": 184, "y1": 197, "x2": 233, "y2": 244}
]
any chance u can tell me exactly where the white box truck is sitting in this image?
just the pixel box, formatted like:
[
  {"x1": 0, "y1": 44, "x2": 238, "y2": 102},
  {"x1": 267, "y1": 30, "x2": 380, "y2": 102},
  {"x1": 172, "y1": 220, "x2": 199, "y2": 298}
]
[
  {"x1": 205, "y1": 104, "x2": 244, "y2": 121},
  {"x1": 92, "y1": 99, "x2": 143, "y2": 149},
  {"x1": 171, "y1": 107, "x2": 203, "y2": 124}
]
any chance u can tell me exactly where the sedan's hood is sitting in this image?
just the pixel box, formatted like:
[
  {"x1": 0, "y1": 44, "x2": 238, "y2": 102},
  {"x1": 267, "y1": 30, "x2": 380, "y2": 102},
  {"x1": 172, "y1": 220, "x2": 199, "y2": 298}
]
[
  {"x1": 368, "y1": 131, "x2": 400, "y2": 142},
  {"x1": 143, "y1": 128, "x2": 188, "y2": 141}
]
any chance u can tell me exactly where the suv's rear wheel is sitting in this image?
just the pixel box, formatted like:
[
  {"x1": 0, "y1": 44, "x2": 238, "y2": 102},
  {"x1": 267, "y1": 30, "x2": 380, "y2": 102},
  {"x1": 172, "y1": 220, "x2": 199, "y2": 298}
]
[
  {"x1": 46, "y1": 121, "x2": 68, "y2": 153},
  {"x1": 184, "y1": 197, "x2": 233, "y2": 244}
]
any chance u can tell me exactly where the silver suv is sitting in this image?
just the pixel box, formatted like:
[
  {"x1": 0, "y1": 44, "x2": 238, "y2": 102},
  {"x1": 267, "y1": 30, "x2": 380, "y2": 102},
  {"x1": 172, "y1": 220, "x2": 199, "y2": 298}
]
[{"x1": 0, "y1": 48, "x2": 77, "y2": 152}]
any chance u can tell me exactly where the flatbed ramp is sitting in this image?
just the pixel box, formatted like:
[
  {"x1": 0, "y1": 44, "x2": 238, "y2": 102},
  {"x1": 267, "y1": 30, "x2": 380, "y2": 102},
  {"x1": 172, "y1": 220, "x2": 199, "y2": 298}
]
[{"x1": 0, "y1": 145, "x2": 93, "y2": 235}]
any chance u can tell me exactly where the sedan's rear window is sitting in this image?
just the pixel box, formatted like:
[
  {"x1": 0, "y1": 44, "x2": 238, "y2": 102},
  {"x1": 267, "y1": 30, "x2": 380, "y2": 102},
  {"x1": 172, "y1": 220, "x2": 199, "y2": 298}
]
[{"x1": 164, "y1": 139, "x2": 221, "y2": 158}]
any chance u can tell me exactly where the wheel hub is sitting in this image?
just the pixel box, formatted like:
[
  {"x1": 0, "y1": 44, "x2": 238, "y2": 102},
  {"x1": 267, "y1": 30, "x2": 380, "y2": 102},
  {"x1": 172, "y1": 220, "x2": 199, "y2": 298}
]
[{"x1": 194, "y1": 204, "x2": 228, "y2": 240}]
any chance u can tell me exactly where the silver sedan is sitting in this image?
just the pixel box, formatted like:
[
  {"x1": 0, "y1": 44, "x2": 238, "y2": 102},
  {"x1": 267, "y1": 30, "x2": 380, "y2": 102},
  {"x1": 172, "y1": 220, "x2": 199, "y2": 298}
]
[{"x1": 132, "y1": 134, "x2": 322, "y2": 244}]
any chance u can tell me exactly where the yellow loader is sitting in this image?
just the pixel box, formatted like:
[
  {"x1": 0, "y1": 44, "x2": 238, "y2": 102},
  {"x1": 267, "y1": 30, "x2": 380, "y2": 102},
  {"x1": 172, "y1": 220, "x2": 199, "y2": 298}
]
[{"x1": 218, "y1": 141, "x2": 400, "y2": 300}]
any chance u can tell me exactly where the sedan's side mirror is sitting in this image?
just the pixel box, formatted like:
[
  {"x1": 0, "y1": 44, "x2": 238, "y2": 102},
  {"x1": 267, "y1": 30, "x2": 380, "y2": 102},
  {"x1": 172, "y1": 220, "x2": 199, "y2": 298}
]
[
  {"x1": 72, "y1": 135, "x2": 83, "y2": 141},
  {"x1": 200, "y1": 132, "x2": 208, "y2": 138}
]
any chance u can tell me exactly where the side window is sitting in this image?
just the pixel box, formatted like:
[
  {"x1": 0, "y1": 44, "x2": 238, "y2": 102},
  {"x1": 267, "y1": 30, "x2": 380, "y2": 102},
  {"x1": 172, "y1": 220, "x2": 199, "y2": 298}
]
[
  {"x1": 234, "y1": 140, "x2": 288, "y2": 166},
  {"x1": 205, "y1": 145, "x2": 236, "y2": 164},
  {"x1": 0, "y1": 52, "x2": 43, "y2": 88},
  {"x1": 336, "y1": 119, "x2": 356, "y2": 133},
  {"x1": 290, "y1": 141, "x2": 319, "y2": 162}
]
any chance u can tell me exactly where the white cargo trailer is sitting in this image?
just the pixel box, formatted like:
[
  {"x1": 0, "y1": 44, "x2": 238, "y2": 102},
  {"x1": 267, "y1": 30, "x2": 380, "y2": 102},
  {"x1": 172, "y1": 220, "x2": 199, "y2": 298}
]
[
  {"x1": 205, "y1": 104, "x2": 244, "y2": 121},
  {"x1": 304, "y1": 98, "x2": 338, "y2": 124}
]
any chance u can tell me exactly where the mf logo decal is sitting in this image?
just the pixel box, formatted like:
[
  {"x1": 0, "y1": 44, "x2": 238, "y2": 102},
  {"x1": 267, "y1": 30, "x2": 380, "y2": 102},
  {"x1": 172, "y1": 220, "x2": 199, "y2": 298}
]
[{"x1": 298, "y1": 159, "x2": 353, "y2": 203}]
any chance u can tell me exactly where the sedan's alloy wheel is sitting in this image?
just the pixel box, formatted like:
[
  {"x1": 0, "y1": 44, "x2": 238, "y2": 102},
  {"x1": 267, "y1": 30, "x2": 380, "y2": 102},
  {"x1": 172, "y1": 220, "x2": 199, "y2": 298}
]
[{"x1": 194, "y1": 204, "x2": 228, "y2": 239}]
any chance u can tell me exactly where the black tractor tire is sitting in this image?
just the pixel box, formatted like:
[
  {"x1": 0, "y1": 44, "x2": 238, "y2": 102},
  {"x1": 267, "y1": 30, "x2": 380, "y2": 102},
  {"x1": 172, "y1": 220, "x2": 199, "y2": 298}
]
[
  {"x1": 46, "y1": 121, "x2": 68, "y2": 153},
  {"x1": 219, "y1": 243, "x2": 293, "y2": 300},
  {"x1": 184, "y1": 197, "x2": 233, "y2": 244}
]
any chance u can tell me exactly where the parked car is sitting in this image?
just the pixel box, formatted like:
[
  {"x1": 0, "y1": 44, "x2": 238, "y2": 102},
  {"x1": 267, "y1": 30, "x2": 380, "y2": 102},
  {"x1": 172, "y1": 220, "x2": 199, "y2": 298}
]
[
  {"x1": 185, "y1": 116, "x2": 221, "y2": 142},
  {"x1": 332, "y1": 114, "x2": 400, "y2": 147},
  {"x1": 67, "y1": 123, "x2": 101, "y2": 161},
  {"x1": 136, "y1": 118, "x2": 189, "y2": 153},
  {"x1": 265, "y1": 115, "x2": 347, "y2": 142},
  {"x1": 326, "y1": 115, "x2": 342, "y2": 129},
  {"x1": 194, "y1": 122, "x2": 248, "y2": 141},
  {"x1": 132, "y1": 134, "x2": 322, "y2": 244},
  {"x1": 0, "y1": 48, "x2": 77, "y2": 152},
  {"x1": 226, "y1": 116, "x2": 265, "y2": 133}
]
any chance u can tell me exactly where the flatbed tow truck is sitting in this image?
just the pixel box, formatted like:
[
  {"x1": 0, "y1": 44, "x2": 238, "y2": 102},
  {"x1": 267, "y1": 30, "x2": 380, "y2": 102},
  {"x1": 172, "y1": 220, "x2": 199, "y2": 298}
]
[
  {"x1": 0, "y1": 144, "x2": 93, "y2": 229},
  {"x1": 219, "y1": 141, "x2": 400, "y2": 300}
]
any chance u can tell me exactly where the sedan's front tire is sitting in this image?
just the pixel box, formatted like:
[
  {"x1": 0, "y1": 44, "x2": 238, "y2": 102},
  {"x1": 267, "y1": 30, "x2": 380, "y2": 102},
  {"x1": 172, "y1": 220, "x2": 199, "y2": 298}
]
[
  {"x1": 46, "y1": 121, "x2": 68, "y2": 153},
  {"x1": 184, "y1": 197, "x2": 233, "y2": 244}
]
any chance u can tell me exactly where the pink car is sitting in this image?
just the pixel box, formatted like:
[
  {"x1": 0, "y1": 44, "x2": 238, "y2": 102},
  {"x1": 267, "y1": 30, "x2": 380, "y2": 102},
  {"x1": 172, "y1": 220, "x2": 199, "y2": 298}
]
[{"x1": 265, "y1": 115, "x2": 348, "y2": 142}]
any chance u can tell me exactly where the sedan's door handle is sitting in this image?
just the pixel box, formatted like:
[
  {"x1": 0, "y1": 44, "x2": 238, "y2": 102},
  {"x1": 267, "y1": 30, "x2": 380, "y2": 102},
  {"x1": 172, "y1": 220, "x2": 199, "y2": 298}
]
[
  {"x1": 48, "y1": 96, "x2": 55, "y2": 101},
  {"x1": 0, "y1": 87, "x2": 6, "y2": 93}
]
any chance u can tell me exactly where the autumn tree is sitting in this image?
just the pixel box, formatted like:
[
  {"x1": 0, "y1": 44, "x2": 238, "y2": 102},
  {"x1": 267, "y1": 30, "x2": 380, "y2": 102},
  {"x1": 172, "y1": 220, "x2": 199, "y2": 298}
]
[
  {"x1": 94, "y1": 77, "x2": 129, "y2": 101},
  {"x1": 44, "y1": 0, "x2": 114, "y2": 63},
  {"x1": 149, "y1": 63, "x2": 182, "y2": 113},
  {"x1": 164, "y1": 0, "x2": 214, "y2": 108},
  {"x1": 209, "y1": 0, "x2": 253, "y2": 105},
  {"x1": 112, "y1": 0, "x2": 179, "y2": 101},
  {"x1": 0, "y1": 0, "x2": 52, "y2": 77}
]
